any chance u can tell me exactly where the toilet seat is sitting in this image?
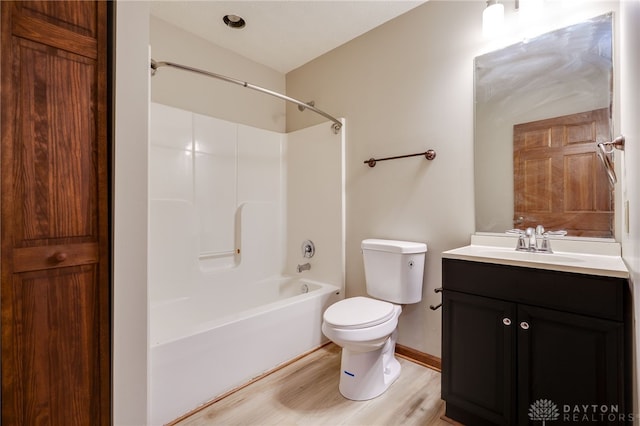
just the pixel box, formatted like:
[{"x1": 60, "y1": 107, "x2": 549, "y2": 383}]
[{"x1": 323, "y1": 296, "x2": 396, "y2": 329}]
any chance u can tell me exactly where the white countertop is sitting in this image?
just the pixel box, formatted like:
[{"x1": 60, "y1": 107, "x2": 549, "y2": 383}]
[{"x1": 442, "y1": 233, "x2": 629, "y2": 279}]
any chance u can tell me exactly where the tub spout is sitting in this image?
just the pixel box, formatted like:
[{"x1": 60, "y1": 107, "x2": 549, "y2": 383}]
[{"x1": 297, "y1": 263, "x2": 311, "y2": 273}]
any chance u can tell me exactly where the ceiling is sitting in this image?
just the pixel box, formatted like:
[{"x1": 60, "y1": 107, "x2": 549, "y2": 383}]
[{"x1": 149, "y1": 1, "x2": 427, "y2": 74}]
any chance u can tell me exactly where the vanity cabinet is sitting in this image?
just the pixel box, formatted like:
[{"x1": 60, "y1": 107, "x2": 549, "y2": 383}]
[{"x1": 441, "y1": 258, "x2": 630, "y2": 426}]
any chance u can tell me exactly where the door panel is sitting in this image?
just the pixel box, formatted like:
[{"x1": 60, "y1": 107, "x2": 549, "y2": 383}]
[
  {"x1": 19, "y1": 1, "x2": 97, "y2": 36},
  {"x1": 513, "y1": 108, "x2": 613, "y2": 237},
  {"x1": 15, "y1": 38, "x2": 97, "y2": 243},
  {"x1": 12, "y1": 266, "x2": 99, "y2": 425}
]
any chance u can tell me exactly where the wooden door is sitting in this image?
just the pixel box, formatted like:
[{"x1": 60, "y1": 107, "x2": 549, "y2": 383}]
[
  {"x1": 513, "y1": 108, "x2": 613, "y2": 237},
  {"x1": 442, "y1": 290, "x2": 516, "y2": 426},
  {"x1": 0, "y1": 1, "x2": 110, "y2": 424}
]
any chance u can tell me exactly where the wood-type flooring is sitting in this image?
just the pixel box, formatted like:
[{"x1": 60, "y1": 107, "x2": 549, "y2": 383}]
[{"x1": 174, "y1": 343, "x2": 453, "y2": 426}]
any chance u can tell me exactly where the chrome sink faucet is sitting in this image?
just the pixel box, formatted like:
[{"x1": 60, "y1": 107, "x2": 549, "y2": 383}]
[{"x1": 516, "y1": 225, "x2": 553, "y2": 253}]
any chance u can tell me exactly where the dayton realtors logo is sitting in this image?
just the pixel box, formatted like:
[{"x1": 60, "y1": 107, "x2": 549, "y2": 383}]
[
  {"x1": 528, "y1": 399, "x2": 560, "y2": 425},
  {"x1": 528, "y1": 399, "x2": 635, "y2": 424}
]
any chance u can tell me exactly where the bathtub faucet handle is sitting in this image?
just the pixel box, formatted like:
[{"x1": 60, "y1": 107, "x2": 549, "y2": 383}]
[
  {"x1": 301, "y1": 240, "x2": 315, "y2": 258},
  {"x1": 297, "y1": 263, "x2": 311, "y2": 273}
]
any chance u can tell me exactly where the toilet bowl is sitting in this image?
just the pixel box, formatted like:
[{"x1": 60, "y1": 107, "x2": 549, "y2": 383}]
[
  {"x1": 322, "y1": 296, "x2": 402, "y2": 400},
  {"x1": 322, "y1": 239, "x2": 427, "y2": 401}
]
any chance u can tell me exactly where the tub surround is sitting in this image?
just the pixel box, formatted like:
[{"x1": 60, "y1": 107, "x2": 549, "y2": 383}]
[
  {"x1": 149, "y1": 102, "x2": 284, "y2": 303},
  {"x1": 148, "y1": 103, "x2": 345, "y2": 424}
]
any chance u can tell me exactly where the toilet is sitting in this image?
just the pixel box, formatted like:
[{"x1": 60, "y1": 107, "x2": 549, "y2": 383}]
[{"x1": 322, "y1": 239, "x2": 427, "y2": 400}]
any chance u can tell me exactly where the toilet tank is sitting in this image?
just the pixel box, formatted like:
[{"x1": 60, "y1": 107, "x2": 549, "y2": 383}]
[{"x1": 362, "y1": 239, "x2": 427, "y2": 304}]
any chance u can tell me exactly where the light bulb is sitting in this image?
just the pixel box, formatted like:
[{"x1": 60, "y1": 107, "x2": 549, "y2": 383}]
[{"x1": 483, "y1": 1, "x2": 505, "y2": 39}]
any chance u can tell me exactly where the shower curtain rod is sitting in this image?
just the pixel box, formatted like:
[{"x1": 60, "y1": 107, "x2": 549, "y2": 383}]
[{"x1": 150, "y1": 59, "x2": 342, "y2": 134}]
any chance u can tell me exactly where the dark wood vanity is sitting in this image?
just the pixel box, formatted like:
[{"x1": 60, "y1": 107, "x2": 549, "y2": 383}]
[{"x1": 441, "y1": 258, "x2": 631, "y2": 426}]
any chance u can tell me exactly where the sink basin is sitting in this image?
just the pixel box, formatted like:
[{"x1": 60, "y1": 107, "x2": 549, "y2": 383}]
[
  {"x1": 473, "y1": 248, "x2": 584, "y2": 264},
  {"x1": 442, "y1": 240, "x2": 629, "y2": 278}
]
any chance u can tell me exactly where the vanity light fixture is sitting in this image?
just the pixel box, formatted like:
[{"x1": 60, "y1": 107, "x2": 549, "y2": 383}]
[
  {"x1": 482, "y1": 0, "x2": 504, "y2": 39},
  {"x1": 518, "y1": 0, "x2": 544, "y2": 24}
]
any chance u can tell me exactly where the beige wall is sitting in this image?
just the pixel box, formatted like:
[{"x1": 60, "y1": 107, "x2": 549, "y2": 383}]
[
  {"x1": 286, "y1": 1, "x2": 481, "y2": 356},
  {"x1": 285, "y1": 121, "x2": 346, "y2": 289},
  {"x1": 150, "y1": 16, "x2": 286, "y2": 132},
  {"x1": 114, "y1": 1, "x2": 150, "y2": 424},
  {"x1": 286, "y1": 0, "x2": 626, "y2": 357}
]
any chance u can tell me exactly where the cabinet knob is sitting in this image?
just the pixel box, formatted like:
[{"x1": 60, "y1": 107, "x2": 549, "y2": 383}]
[
  {"x1": 520, "y1": 321, "x2": 530, "y2": 330},
  {"x1": 502, "y1": 318, "x2": 511, "y2": 326}
]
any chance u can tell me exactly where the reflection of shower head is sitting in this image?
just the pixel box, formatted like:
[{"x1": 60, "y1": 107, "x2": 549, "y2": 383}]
[
  {"x1": 597, "y1": 143, "x2": 616, "y2": 184},
  {"x1": 596, "y1": 135, "x2": 624, "y2": 185}
]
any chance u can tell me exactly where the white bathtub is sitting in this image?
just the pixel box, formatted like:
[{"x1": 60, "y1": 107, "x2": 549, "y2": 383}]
[{"x1": 150, "y1": 277, "x2": 341, "y2": 425}]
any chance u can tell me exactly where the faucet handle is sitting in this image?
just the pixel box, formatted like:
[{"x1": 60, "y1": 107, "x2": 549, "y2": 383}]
[
  {"x1": 535, "y1": 225, "x2": 545, "y2": 235},
  {"x1": 538, "y1": 234, "x2": 553, "y2": 253},
  {"x1": 516, "y1": 234, "x2": 528, "y2": 251}
]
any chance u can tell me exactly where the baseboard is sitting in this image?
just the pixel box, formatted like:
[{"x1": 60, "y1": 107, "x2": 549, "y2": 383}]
[{"x1": 395, "y1": 344, "x2": 441, "y2": 372}]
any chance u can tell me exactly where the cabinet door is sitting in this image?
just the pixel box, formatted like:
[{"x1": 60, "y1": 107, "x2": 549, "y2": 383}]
[
  {"x1": 442, "y1": 291, "x2": 516, "y2": 425},
  {"x1": 517, "y1": 304, "x2": 626, "y2": 425}
]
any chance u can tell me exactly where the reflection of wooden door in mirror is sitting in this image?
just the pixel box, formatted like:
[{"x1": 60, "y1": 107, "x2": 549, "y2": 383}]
[{"x1": 513, "y1": 108, "x2": 612, "y2": 237}]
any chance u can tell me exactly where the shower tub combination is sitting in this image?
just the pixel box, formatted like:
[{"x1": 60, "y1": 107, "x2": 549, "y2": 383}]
[
  {"x1": 150, "y1": 277, "x2": 341, "y2": 425},
  {"x1": 149, "y1": 60, "x2": 345, "y2": 425}
]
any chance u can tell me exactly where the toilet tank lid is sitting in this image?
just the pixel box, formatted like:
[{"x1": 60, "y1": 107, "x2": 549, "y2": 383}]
[{"x1": 361, "y1": 239, "x2": 427, "y2": 254}]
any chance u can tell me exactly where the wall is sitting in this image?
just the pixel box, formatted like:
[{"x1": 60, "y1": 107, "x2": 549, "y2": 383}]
[
  {"x1": 619, "y1": 0, "x2": 640, "y2": 419},
  {"x1": 285, "y1": 121, "x2": 346, "y2": 287},
  {"x1": 150, "y1": 16, "x2": 286, "y2": 132},
  {"x1": 286, "y1": 1, "x2": 479, "y2": 357},
  {"x1": 286, "y1": 0, "x2": 623, "y2": 357},
  {"x1": 114, "y1": 1, "x2": 150, "y2": 424}
]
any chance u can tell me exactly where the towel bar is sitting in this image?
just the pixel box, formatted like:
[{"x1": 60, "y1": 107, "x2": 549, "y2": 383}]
[{"x1": 364, "y1": 149, "x2": 436, "y2": 167}]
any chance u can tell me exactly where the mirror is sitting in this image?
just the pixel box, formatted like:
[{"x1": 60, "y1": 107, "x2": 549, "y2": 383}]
[{"x1": 474, "y1": 13, "x2": 614, "y2": 238}]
